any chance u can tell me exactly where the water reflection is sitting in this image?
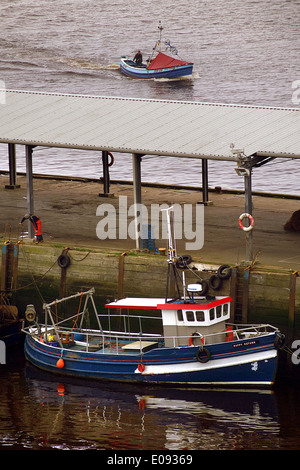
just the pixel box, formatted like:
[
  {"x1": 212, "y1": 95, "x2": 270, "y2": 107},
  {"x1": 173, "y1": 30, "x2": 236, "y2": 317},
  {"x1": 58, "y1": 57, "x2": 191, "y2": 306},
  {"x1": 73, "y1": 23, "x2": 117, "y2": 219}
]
[{"x1": 0, "y1": 349, "x2": 290, "y2": 451}]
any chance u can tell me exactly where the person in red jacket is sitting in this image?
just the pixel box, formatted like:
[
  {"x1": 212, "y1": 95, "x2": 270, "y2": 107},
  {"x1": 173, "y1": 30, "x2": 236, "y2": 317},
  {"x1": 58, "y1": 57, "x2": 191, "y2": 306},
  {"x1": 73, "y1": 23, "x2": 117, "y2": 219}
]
[{"x1": 20, "y1": 214, "x2": 43, "y2": 243}]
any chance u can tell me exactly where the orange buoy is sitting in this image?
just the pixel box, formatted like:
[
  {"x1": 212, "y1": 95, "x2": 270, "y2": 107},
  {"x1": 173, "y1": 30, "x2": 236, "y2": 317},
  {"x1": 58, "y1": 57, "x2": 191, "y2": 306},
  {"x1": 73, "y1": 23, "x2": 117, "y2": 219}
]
[
  {"x1": 57, "y1": 384, "x2": 65, "y2": 395},
  {"x1": 138, "y1": 363, "x2": 145, "y2": 373},
  {"x1": 56, "y1": 358, "x2": 65, "y2": 369}
]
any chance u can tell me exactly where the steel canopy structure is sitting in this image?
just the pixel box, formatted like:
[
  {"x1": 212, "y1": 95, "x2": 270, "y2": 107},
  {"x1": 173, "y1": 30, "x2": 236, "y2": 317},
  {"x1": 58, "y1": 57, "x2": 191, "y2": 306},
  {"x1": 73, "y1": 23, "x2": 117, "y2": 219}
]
[
  {"x1": 0, "y1": 89, "x2": 300, "y2": 160},
  {"x1": 0, "y1": 89, "x2": 300, "y2": 255}
]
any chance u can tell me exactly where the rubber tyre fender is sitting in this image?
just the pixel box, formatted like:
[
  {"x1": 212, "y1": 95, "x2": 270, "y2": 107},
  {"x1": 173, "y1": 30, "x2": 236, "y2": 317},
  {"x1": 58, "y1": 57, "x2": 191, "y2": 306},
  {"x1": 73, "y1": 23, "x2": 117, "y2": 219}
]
[
  {"x1": 274, "y1": 333, "x2": 285, "y2": 350},
  {"x1": 209, "y1": 274, "x2": 222, "y2": 290},
  {"x1": 57, "y1": 253, "x2": 71, "y2": 269},
  {"x1": 196, "y1": 347, "x2": 211, "y2": 363},
  {"x1": 176, "y1": 255, "x2": 192, "y2": 269},
  {"x1": 217, "y1": 264, "x2": 232, "y2": 280},
  {"x1": 197, "y1": 280, "x2": 209, "y2": 295}
]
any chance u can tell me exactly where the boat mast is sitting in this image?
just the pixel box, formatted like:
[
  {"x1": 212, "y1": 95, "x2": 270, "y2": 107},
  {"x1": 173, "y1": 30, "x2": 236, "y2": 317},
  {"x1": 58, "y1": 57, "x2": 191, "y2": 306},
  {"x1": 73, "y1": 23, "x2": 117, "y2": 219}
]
[
  {"x1": 157, "y1": 21, "x2": 163, "y2": 52},
  {"x1": 162, "y1": 207, "x2": 182, "y2": 302},
  {"x1": 162, "y1": 206, "x2": 177, "y2": 262},
  {"x1": 148, "y1": 21, "x2": 164, "y2": 63}
]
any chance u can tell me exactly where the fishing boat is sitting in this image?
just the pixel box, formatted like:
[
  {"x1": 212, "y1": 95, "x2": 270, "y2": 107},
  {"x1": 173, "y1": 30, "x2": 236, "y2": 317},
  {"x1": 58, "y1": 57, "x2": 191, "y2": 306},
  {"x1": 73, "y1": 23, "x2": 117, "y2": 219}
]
[
  {"x1": 22, "y1": 208, "x2": 284, "y2": 388},
  {"x1": 120, "y1": 22, "x2": 193, "y2": 79}
]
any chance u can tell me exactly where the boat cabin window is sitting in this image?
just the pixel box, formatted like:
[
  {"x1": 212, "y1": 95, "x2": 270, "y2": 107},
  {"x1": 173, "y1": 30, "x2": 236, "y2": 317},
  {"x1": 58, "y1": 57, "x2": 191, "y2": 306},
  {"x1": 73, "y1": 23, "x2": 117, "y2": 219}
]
[
  {"x1": 177, "y1": 309, "x2": 183, "y2": 322},
  {"x1": 186, "y1": 311, "x2": 195, "y2": 322},
  {"x1": 196, "y1": 310, "x2": 205, "y2": 322},
  {"x1": 175, "y1": 303, "x2": 230, "y2": 325}
]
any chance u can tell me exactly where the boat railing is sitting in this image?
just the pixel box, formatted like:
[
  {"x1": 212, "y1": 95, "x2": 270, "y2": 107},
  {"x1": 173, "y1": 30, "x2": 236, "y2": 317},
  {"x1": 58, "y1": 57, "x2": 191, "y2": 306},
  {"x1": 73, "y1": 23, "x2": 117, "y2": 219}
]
[
  {"x1": 23, "y1": 321, "x2": 279, "y2": 354},
  {"x1": 226, "y1": 323, "x2": 279, "y2": 341}
]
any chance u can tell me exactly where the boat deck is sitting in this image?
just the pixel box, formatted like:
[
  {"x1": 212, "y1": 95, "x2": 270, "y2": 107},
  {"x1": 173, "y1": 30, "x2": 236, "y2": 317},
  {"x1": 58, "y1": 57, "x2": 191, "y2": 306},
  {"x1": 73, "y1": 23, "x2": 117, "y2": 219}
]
[{"x1": 48, "y1": 335, "x2": 161, "y2": 355}]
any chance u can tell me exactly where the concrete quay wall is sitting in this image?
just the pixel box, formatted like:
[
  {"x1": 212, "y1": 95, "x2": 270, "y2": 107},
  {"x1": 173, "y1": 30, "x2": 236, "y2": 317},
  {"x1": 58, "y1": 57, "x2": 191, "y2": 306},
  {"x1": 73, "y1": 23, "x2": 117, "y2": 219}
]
[
  {"x1": 15, "y1": 244, "x2": 300, "y2": 338},
  {"x1": 6, "y1": 242, "x2": 299, "y2": 380}
]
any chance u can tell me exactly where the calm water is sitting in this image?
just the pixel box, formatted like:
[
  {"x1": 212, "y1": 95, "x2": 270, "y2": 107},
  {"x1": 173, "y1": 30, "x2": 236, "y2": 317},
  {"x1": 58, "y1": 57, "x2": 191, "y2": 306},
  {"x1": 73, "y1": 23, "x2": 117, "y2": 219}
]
[
  {"x1": 0, "y1": 0, "x2": 299, "y2": 194},
  {"x1": 1, "y1": 0, "x2": 300, "y2": 452},
  {"x1": 1, "y1": 346, "x2": 300, "y2": 451}
]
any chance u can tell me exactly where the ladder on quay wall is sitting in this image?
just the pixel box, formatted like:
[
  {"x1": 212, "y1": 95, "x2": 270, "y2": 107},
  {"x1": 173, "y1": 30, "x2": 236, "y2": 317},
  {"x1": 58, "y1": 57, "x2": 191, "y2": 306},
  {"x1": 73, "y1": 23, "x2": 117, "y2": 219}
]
[{"x1": 230, "y1": 266, "x2": 250, "y2": 324}]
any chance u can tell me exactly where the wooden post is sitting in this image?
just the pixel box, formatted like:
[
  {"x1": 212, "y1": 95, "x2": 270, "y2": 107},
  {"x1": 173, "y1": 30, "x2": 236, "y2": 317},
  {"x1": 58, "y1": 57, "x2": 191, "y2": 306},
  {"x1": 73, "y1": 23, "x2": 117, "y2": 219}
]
[
  {"x1": 242, "y1": 267, "x2": 250, "y2": 323},
  {"x1": 118, "y1": 252, "x2": 127, "y2": 299},
  {"x1": 288, "y1": 271, "x2": 298, "y2": 344},
  {"x1": 229, "y1": 267, "x2": 238, "y2": 322}
]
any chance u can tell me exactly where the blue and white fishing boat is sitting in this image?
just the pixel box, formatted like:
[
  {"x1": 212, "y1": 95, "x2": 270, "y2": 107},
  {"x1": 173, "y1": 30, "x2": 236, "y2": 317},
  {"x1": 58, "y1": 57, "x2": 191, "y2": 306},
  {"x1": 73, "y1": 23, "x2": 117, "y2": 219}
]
[
  {"x1": 120, "y1": 22, "x2": 193, "y2": 80},
  {"x1": 22, "y1": 210, "x2": 284, "y2": 388}
]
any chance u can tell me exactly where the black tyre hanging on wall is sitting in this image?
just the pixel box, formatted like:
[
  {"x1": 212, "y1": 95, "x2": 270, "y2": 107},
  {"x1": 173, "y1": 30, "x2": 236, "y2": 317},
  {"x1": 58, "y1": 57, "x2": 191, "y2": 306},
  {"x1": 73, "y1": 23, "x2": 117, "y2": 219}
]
[
  {"x1": 197, "y1": 280, "x2": 209, "y2": 295},
  {"x1": 57, "y1": 253, "x2": 71, "y2": 269},
  {"x1": 176, "y1": 255, "x2": 192, "y2": 269},
  {"x1": 209, "y1": 274, "x2": 222, "y2": 290},
  {"x1": 217, "y1": 264, "x2": 232, "y2": 279}
]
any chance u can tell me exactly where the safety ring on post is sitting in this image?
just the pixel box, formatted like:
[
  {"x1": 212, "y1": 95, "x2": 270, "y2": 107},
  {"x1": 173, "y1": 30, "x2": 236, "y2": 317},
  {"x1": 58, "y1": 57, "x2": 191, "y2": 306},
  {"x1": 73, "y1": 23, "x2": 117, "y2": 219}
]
[
  {"x1": 108, "y1": 152, "x2": 114, "y2": 167},
  {"x1": 239, "y1": 213, "x2": 254, "y2": 232}
]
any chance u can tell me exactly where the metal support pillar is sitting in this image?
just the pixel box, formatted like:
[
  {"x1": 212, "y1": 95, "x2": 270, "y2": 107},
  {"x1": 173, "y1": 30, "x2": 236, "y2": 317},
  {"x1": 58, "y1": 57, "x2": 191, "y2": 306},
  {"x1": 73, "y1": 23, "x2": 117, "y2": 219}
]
[
  {"x1": 202, "y1": 159, "x2": 209, "y2": 205},
  {"x1": 234, "y1": 150, "x2": 273, "y2": 263},
  {"x1": 25, "y1": 145, "x2": 34, "y2": 238},
  {"x1": 244, "y1": 169, "x2": 253, "y2": 262},
  {"x1": 5, "y1": 144, "x2": 20, "y2": 189},
  {"x1": 132, "y1": 153, "x2": 142, "y2": 250},
  {"x1": 101, "y1": 150, "x2": 110, "y2": 195}
]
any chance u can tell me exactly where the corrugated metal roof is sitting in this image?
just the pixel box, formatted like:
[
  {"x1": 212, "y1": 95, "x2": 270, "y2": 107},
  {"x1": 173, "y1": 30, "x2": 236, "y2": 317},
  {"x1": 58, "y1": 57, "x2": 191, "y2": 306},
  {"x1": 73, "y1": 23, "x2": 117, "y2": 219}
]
[{"x1": 0, "y1": 89, "x2": 300, "y2": 161}]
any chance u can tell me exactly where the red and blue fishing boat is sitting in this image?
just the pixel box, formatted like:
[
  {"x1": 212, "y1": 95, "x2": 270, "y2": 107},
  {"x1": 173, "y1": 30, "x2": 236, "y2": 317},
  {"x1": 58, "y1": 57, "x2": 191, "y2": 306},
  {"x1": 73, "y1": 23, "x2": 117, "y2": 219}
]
[
  {"x1": 120, "y1": 22, "x2": 194, "y2": 80},
  {"x1": 22, "y1": 209, "x2": 284, "y2": 388}
]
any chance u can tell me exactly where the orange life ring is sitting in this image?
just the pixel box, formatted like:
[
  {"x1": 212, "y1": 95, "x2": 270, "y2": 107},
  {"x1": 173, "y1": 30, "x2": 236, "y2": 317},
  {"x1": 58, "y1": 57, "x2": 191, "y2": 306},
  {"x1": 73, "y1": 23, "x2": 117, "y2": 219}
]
[
  {"x1": 108, "y1": 152, "x2": 114, "y2": 167},
  {"x1": 239, "y1": 213, "x2": 254, "y2": 232},
  {"x1": 189, "y1": 332, "x2": 204, "y2": 346}
]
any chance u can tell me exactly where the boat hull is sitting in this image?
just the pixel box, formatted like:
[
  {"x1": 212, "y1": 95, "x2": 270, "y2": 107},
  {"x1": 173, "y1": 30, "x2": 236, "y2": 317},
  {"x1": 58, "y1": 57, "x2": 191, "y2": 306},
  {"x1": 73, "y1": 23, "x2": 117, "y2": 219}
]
[
  {"x1": 24, "y1": 331, "x2": 279, "y2": 387},
  {"x1": 1, "y1": 320, "x2": 24, "y2": 347},
  {"x1": 120, "y1": 58, "x2": 193, "y2": 79}
]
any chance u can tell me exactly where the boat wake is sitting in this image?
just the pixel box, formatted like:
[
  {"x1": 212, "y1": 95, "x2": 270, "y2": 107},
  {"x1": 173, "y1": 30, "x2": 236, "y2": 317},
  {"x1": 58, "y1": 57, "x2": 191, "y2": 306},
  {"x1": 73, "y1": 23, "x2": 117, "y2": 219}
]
[
  {"x1": 153, "y1": 71, "x2": 199, "y2": 82},
  {"x1": 60, "y1": 57, "x2": 120, "y2": 71}
]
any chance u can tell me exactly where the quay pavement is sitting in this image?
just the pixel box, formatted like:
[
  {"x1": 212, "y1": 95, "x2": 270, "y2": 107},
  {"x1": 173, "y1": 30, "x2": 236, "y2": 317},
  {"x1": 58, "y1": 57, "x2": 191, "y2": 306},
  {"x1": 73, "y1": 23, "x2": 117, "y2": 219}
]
[{"x1": 1, "y1": 174, "x2": 300, "y2": 271}]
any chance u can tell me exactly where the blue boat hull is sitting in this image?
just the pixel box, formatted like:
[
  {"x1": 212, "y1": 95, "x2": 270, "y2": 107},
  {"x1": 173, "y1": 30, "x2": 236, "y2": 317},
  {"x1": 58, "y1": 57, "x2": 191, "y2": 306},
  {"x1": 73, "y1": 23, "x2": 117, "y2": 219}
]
[
  {"x1": 120, "y1": 58, "x2": 193, "y2": 79},
  {"x1": 24, "y1": 332, "x2": 279, "y2": 387}
]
